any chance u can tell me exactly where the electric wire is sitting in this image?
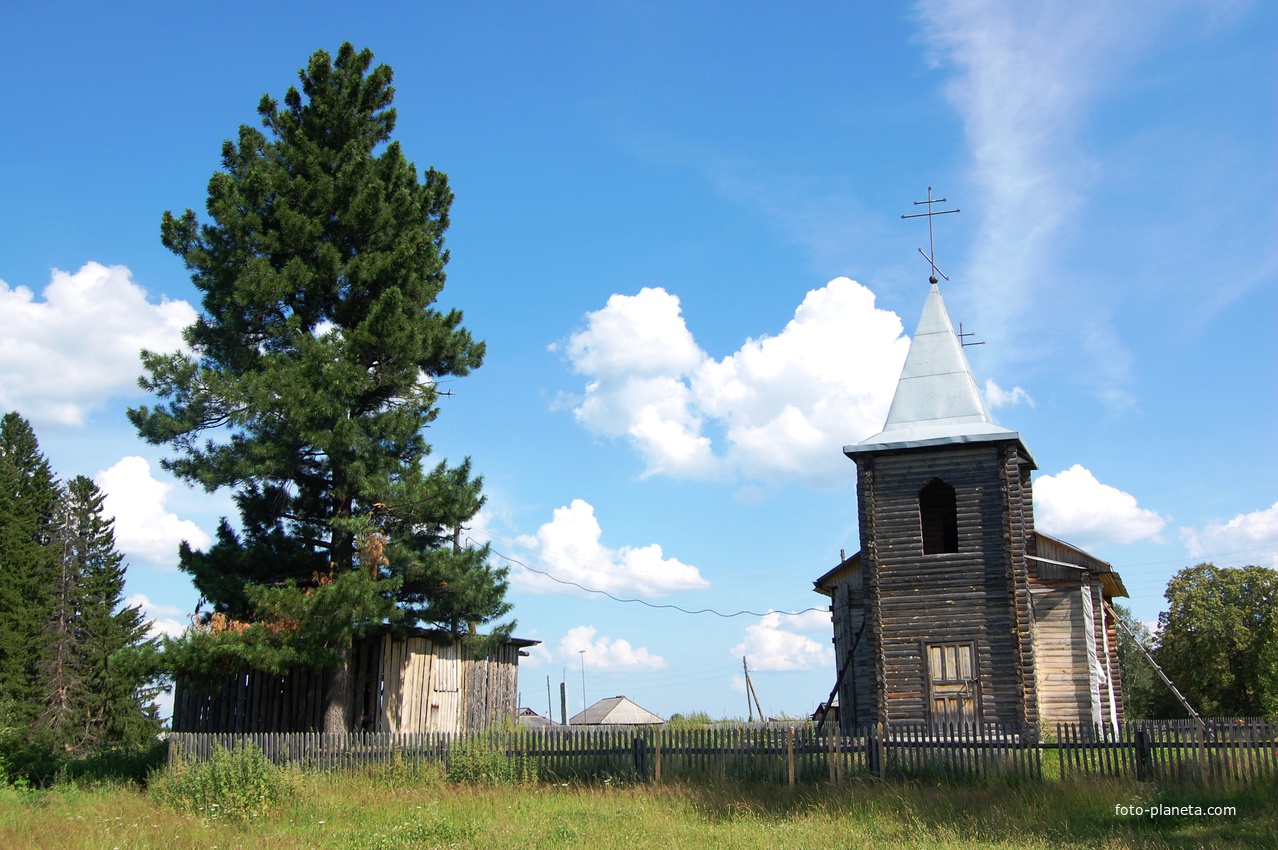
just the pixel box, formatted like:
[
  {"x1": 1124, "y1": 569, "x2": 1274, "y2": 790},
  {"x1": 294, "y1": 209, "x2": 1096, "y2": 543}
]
[{"x1": 477, "y1": 540, "x2": 826, "y2": 620}]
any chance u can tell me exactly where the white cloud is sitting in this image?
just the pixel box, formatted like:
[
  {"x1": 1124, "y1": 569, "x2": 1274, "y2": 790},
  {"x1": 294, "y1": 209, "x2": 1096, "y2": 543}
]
[
  {"x1": 124, "y1": 593, "x2": 189, "y2": 640},
  {"x1": 1181, "y1": 502, "x2": 1278, "y2": 569},
  {"x1": 96, "y1": 456, "x2": 212, "y2": 567},
  {"x1": 731, "y1": 610, "x2": 833, "y2": 672},
  {"x1": 1034, "y1": 464, "x2": 1167, "y2": 545},
  {"x1": 559, "y1": 278, "x2": 908, "y2": 487},
  {"x1": 0, "y1": 262, "x2": 196, "y2": 426},
  {"x1": 513, "y1": 499, "x2": 708, "y2": 596},
  {"x1": 916, "y1": 1, "x2": 1160, "y2": 402},
  {"x1": 558, "y1": 625, "x2": 667, "y2": 672},
  {"x1": 984, "y1": 378, "x2": 1034, "y2": 409}
]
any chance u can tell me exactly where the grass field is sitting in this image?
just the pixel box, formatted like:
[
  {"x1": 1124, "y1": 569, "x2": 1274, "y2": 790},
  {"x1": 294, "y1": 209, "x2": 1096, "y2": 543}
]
[{"x1": 1, "y1": 769, "x2": 1273, "y2": 850}]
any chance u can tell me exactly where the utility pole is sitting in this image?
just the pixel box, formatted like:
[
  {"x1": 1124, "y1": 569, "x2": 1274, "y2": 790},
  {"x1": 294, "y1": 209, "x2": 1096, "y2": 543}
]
[
  {"x1": 579, "y1": 649, "x2": 587, "y2": 714},
  {"x1": 742, "y1": 657, "x2": 765, "y2": 723}
]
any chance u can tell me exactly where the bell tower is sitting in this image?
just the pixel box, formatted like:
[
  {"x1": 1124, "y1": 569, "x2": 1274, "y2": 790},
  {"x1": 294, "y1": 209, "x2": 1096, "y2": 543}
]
[{"x1": 844, "y1": 279, "x2": 1039, "y2": 727}]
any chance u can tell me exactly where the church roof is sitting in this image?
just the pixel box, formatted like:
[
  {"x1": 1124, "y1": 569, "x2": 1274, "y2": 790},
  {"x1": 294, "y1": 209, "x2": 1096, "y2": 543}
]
[{"x1": 845, "y1": 283, "x2": 1034, "y2": 466}]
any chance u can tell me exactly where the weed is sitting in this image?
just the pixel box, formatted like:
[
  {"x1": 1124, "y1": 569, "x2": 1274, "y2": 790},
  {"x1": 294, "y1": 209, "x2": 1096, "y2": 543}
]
[
  {"x1": 445, "y1": 736, "x2": 535, "y2": 785},
  {"x1": 149, "y1": 740, "x2": 292, "y2": 822}
]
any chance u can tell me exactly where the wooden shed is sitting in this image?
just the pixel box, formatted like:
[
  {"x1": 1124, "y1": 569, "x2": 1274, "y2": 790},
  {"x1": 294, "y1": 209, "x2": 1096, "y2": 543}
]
[
  {"x1": 814, "y1": 281, "x2": 1127, "y2": 734},
  {"x1": 171, "y1": 627, "x2": 539, "y2": 734}
]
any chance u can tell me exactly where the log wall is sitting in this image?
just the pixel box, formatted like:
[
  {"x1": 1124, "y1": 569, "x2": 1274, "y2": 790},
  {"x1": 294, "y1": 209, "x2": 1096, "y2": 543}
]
[{"x1": 854, "y1": 441, "x2": 1037, "y2": 727}]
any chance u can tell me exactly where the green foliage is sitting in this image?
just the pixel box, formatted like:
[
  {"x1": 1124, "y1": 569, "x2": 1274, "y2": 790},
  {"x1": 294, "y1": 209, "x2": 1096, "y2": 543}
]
[
  {"x1": 666, "y1": 711, "x2": 715, "y2": 730},
  {"x1": 151, "y1": 741, "x2": 292, "y2": 821},
  {"x1": 1111, "y1": 603, "x2": 1166, "y2": 720},
  {"x1": 0, "y1": 412, "x2": 60, "y2": 729},
  {"x1": 155, "y1": 569, "x2": 396, "y2": 679},
  {"x1": 54, "y1": 739, "x2": 168, "y2": 787},
  {"x1": 128, "y1": 43, "x2": 512, "y2": 675},
  {"x1": 445, "y1": 736, "x2": 535, "y2": 785},
  {"x1": 1155, "y1": 563, "x2": 1278, "y2": 718},
  {"x1": 40, "y1": 476, "x2": 162, "y2": 753},
  {"x1": 0, "y1": 414, "x2": 162, "y2": 780}
]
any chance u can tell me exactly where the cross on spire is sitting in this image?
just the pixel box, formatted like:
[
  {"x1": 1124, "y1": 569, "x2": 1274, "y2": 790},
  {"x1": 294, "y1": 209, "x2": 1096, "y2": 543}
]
[{"x1": 901, "y1": 187, "x2": 960, "y2": 284}]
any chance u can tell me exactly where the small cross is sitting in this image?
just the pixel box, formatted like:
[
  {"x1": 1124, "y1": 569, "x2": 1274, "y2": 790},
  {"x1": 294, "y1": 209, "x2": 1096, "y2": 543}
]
[{"x1": 902, "y1": 187, "x2": 960, "y2": 284}]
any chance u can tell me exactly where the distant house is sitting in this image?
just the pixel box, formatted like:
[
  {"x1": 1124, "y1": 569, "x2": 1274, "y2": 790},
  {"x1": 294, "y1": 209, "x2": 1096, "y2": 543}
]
[
  {"x1": 516, "y1": 706, "x2": 557, "y2": 730},
  {"x1": 569, "y1": 695, "x2": 664, "y2": 726},
  {"x1": 171, "y1": 626, "x2": 540, "y2": 734},
  {"x1": 815, "y1": 279, "x2": 1128, "y2": 734}
]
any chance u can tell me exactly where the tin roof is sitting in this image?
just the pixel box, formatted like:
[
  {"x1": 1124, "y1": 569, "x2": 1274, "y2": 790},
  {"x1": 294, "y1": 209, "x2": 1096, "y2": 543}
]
[
  {"x1": 569, "y1": 695, "x2": 664, "y2": 726},
  {"x1": 845, "y1": 283, "x2": 1034, "y2": 466}
]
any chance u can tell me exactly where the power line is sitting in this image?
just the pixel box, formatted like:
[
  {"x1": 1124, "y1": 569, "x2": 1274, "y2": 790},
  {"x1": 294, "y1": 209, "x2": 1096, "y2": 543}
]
[{"x1": 479, "y1": 541, "x2": 826, "y2": 620}]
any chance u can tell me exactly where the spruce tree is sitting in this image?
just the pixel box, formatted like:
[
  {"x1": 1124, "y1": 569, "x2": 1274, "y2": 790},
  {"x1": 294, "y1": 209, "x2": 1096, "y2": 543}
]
[
  {"x1": 44, "y1": 477, "x2": 159, "y2": 752},
  {"x1": 128, "y1": 44, "x2": 512, "y2": 667},
  {"x1": 0, "y1": 412, "x2": 60, "y2": 728}
]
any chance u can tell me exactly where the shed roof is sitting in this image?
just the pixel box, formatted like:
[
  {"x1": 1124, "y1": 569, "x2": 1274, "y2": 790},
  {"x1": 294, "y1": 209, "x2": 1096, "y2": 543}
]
[
  {"x1": 845, "y1": 283, "x2": 1034, "y2": 467},
  {"x1": 569, "y1": 695, "x2": 664, "y2": 726}
]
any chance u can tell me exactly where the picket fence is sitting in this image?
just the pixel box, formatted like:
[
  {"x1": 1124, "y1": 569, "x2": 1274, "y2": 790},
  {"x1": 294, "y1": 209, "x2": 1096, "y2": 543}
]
[{"x1": 166, "y1": 718, "x2": 1278, "y2": 787}]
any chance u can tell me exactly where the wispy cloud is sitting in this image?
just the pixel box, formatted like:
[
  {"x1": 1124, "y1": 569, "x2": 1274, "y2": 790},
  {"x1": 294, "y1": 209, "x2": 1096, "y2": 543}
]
[
  {"x1": 914, "y1": 0, "x2": 1177, "y2": 405},
  {"x1": 1181, "y1": 501, "x2": 1278, "y2": 570}
]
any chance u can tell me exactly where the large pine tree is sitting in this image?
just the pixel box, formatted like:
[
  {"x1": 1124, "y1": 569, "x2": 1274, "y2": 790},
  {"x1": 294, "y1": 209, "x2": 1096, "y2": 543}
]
[{"x1": 128, "y1": 44, "x2": 511, "y2": 660}]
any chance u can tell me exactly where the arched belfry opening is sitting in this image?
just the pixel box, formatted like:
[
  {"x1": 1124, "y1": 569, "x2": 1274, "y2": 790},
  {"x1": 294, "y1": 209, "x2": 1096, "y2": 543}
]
[{"x1": 919, "y1": 477, "x2": 958, "y2": 554}]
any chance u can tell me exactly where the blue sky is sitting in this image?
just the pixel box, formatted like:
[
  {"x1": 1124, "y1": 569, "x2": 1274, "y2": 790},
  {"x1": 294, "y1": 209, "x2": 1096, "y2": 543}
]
[{"x1": 2, "y1": 1, "x2": 1274, "y2": 722}]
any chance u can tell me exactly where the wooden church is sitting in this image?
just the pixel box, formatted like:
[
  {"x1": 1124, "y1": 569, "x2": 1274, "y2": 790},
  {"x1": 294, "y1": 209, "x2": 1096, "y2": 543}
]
[{"x1": 814, "y1": 279, "x2": 1128, "y2": 734}]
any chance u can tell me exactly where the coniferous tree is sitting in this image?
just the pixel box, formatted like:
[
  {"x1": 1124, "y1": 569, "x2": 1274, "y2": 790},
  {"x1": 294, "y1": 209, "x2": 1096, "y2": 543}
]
[
  {"x1": 128, "y1": 44, "x2": 512, "y2": 673},
  {"x1": 0, "y1": 412, "x2": 60, "y2": 729},
  {"x1": 46, "y1": 477, "x2": 159, "y2": 752}
]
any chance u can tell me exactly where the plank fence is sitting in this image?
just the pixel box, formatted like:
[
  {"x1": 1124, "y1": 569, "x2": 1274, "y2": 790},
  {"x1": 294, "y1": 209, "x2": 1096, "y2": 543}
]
[{"x1": 167, "y1": 718, "x2": 1277, "y2": 788}]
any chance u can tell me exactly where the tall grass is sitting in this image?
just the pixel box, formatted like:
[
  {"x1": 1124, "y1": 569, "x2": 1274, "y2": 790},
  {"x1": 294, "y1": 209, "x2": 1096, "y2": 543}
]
[{"x1": 1, "y1": 761, "x2": 1274, "y2": 848}]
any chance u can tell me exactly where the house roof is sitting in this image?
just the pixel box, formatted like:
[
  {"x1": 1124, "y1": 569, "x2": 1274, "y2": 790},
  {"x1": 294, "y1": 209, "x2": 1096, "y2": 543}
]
[
  {"x1": 1031, "y1": 532, "x2": 1129, "y2": 598},
  {"x1": 845, "y1": 283, "x2": 1034, "y2": 467},
  {"x1": 516, "y1": 707, "x2": 557, "y2": 729},
  {"x1": 569, "y1": 695, "x2": 664, "y2": 726},
  {"x1": 813, "y1": 550, "x2": 861, "y2": 597}
]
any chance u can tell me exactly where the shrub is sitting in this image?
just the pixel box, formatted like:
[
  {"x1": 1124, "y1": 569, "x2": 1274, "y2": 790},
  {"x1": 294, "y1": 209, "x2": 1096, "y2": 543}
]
[
  {"x1": 150, "y1": 740, "x2": 292, "y2": 821},
  {"x1": 445, "y1": 736, "x2": 535, "y2": 785}
]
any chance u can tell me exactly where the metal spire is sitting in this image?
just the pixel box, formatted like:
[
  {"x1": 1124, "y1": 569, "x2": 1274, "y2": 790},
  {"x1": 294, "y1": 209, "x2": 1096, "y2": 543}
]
[{"x1": 901, "y1": 186, "x2": 960, "y2": 284}]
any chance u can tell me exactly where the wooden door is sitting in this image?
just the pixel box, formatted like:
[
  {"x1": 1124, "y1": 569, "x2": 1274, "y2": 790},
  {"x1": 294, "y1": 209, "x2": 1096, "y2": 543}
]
[{"x1": 926, "y1": 642, "x2": 980, "y2": 726}]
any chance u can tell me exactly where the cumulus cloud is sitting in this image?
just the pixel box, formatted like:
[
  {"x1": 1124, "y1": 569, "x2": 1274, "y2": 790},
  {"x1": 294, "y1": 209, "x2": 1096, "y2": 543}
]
[
  {"x1": 558, "y1": 625, "x2": 667, "y2": 671},
  {"x1": 731, "y1": 609, "x2": 833, "y2": 672},
  {"x1": 124, "y1": 593, "x2": 189, "y2": 640},
  {"x1": 559, "y1": 279, "x2": 908, "y2": 487},
  {"x1": 1034, "y1": 464, "x2": 1167, "y2": 545},
  {"x1": 1181, "y1": 502, "x2": 1278, "y2": 569},
  {"x1": 985, "y1": 379, "x2": 1034, "y2": 409},
  {"x1": 513, "y1": 499, "x2": 708, "y2": 596},
  {"x1": 96, "y1": 456, "x2": 212, "y2": 567},
  {"x1": 0, "y1": 263, "x2": 196, "y2": 426}
]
